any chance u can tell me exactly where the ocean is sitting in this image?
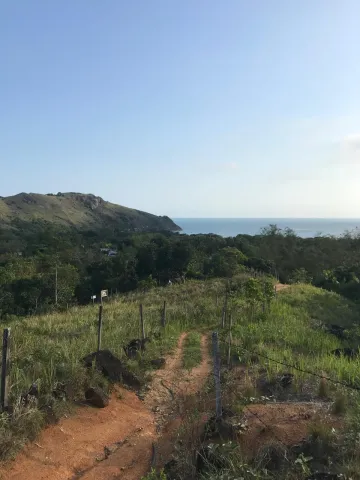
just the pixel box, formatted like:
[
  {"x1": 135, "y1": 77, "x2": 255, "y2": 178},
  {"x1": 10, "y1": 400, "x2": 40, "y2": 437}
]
[{"x1": 173, "y1": 218, "x2": 360, "y2": 239}]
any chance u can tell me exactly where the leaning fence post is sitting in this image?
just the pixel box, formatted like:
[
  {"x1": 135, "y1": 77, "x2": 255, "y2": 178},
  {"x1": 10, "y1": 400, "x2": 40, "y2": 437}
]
[
  {"x1": 97, "y1": 306, "x2": 103, "y2": 354},
  {"x1": 140, "y1": 304, "x2": 145, "y2": 340},
  {"x1": 212, "y1": 332, "x2": 222, "y2": 420},
  {"x1": 1, "y1": 328, "x2": 11, "y2": 411},
  {"x1": 161, "y1": 301, "x2": 166, "y2": 328},
  {"x1": 227, "y1": 313, "x2": 232, "y2": 368}
]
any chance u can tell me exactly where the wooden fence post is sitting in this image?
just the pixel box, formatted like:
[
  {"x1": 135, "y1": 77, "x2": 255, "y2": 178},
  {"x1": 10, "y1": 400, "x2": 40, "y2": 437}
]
[
  {"x1": 1, "y1": 328, "x2": 10, "y2": 411},
  {"x1": 212, "y1": 331, "x2": 222, "y2": 420},
  {"x1": 97, "y1": 306, "x2": 103, "y2": 354},
  {"x1": 227, "y1": 313, "x2": 232, "y2": 368},
  {"x1": 262, "y1": 281, "x2": 266, "y2": 313},
  {"x1": 161, "y1": 301, "x2": 166, "y2": 328},
  {"x1": 140, "y1": 304, "x2": 145, "y2": 340},
  {"x1": 221, "y1": 294, "x2": 227, "y2": 328}
]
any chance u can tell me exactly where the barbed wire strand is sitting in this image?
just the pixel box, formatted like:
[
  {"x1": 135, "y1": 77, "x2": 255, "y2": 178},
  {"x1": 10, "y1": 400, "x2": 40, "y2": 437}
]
[
  {"x1": 218, "y1": 338, "x2": 360, "y2": 392},
  {"x1": 243, "y1": 405, "x2": 290, "y2": 453}
]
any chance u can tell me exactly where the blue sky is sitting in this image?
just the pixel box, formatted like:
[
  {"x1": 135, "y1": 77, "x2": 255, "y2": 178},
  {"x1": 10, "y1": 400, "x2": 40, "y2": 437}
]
[{"x1": 1, "y1": 1, "x2": 360, "y2": 218}]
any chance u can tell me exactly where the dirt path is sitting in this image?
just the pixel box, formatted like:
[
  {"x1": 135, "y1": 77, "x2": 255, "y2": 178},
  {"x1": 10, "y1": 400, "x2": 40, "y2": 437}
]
[
  {"x1": 275, "y1": 283, "x2": 290, "y2": 292},
  {"x1": 0, "y1": 333, "x2": 211, "y2": 480}
]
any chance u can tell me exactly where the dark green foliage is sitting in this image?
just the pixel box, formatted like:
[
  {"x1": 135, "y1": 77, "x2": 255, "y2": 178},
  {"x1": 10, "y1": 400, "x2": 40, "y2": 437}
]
[{"x1": 2, "y1": 219, "x2": 360, "y2": 317}]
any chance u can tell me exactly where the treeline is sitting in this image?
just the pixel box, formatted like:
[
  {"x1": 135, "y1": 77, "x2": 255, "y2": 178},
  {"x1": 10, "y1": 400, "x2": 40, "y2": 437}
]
[{"x1": 1, "y1": 222, "x2": 360, "y2": 317}]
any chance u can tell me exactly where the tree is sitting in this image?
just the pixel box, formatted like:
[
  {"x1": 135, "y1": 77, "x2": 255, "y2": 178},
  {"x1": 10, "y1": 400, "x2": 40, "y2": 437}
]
[
  {"x1": 206, "y1": 247, "x2": 247, "y2": 278},
  {"x1": 289, "y1": 268, "x2": 312, "y2": 284}
]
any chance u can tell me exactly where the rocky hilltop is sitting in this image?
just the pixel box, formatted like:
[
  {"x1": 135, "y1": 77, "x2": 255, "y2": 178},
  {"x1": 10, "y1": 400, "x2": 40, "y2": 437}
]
[{"x1": 0, "y1": 192, "x2": 180, "y2": 233}]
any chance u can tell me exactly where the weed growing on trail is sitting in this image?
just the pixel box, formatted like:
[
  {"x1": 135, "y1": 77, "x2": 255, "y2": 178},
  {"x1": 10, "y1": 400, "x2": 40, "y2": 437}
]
[
  {"x1": 332, "y1": 392, "x2": 347, "y2": 415},
  {"x1": 183, "y1": 332, "x2": 202, "y2": 370}
]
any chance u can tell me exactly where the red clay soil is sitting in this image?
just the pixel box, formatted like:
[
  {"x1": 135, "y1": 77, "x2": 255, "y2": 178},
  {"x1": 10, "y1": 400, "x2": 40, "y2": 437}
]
[
  {"x1": 0, "y1": 333, "x2": 211, "y2": 480},
  {"x1": 149, "y1": 334, "x2": 212, "y2": 468},
  {"x1": 240, "y1": 402, "x2": 342, "y2": 458},
  {"x1": 0, "y1": 387, "x2": 155, "y2": 480}
]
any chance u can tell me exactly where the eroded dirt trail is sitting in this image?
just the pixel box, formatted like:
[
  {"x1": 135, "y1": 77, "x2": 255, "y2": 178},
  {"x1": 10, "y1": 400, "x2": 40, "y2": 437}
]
[
  {"x1": 275, "y1": 283, "x2": 290, "y2": 292},
  {"x1": 0, "y1": 332, "x2": 211, "y2": 480}
]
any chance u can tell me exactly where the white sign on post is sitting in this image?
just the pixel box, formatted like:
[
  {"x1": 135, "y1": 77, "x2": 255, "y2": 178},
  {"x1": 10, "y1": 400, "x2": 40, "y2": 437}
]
[{"x1": 101, "y1": 290, "x2": 108, "y2": 298}]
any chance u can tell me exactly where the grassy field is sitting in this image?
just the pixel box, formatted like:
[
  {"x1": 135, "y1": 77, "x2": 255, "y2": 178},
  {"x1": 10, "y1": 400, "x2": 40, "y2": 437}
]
[
  {"x1": 3, "y1": 278, "x2": 360, "y2": 478},
  {"x1": 230, "y1": 284, "x2": 360, "y2": 388}
]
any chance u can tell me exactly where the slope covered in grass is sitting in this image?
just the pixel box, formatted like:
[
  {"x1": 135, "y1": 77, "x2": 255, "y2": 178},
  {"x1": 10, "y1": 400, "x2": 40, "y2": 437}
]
[
  {"x1": 208, "y1": 284, "x2": 360, "y2": 478},
  {"x1": 0, "y1": 192, "x2": 180, "y2": 232},
  {"x1": 0, "y1": 280, "x2": 224, "y2": 460},
  {"x1": 231, "y1": 284, "x2": 360, "y2": 391}
]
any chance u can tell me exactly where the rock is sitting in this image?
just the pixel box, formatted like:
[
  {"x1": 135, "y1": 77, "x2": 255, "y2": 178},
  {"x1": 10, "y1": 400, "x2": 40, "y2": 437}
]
[
  {"x1": 123, "y1": 338, "x2": 151, "y2": 359},
  {"x1": 326, "y1": 324, "x2": 346, "y2": 339},
  {"x1": 21, "y1": 383, "x2": 39, "y2": 406},
  {"x1": 150, "y1": 358, "x2": 166, "y2": 368},
  {"x1": 230, "y1": 354, "x2": 242, "y2": 365},
  {"x1": 279, "y1": 373, "x2": 294, "y2": 387},
  {"x1": 201, "y1": 416, "x2": 238, "y2": 442},
  {"x1": 331, "y1": 347, "x2": 359, "y2": 359},
  {"x1": 85, "y1": 387, "x2": 109, "y2": 408},
  {"x1": 82, "y1": 349, "x2": 142, "y2": 390},
  {"x1": 52, "y1": 382, "x2": 66, "y2": 400},
  {"x1": 222, "y1": 407, "x2": 235, "y2": 418},
  {"x1": 28, "y1": 383, "x2": 39, "y2": 397}
]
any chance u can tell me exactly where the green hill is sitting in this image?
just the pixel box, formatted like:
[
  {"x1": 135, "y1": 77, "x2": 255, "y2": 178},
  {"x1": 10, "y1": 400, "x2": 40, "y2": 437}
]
[{"x1": 0, "y1": 192, "x2": 180, "y2": 233}]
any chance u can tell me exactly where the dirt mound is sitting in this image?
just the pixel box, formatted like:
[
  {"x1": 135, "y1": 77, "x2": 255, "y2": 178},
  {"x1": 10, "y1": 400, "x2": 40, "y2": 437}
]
[
  {"x1": 240, "y1": 402, "x2": 341, "y2": 458},
  {"x1": 82, "y1": 349, "x2": 142, "y2": 389}
]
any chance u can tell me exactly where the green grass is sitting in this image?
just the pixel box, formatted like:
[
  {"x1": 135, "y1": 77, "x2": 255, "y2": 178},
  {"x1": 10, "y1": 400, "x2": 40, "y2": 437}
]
[
  {"x1": 182, "y1": 332, "x2": 202, "y2": 370},
  {"x1": 0, "y1": 280, "x2": 225, "y2": 461},
  {"x1": 4, "y1": 277, "x2": 360, "y2": 478},
  {"x1": 212, "y1": 283, "x2": 360, "y2": 478},
  {"x1": 0, "y1": 192, "x2": 179, "y2": 231},
  {"x1": 228, "y1": 284, "x2": 360, "y2": 389}
]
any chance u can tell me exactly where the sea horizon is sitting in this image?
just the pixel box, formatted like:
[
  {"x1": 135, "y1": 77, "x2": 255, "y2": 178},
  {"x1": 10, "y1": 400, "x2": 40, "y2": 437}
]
[{"x1": 173, "y1": 218, "x2": 360, "y2": 239}]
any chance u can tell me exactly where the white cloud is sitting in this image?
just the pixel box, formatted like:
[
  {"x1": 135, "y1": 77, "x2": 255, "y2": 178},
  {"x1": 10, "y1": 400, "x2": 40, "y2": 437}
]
[
  {"x1": 343, "y1": 134, "x2": 360, "y2": 152},
  {"x1": 219, "y1": 161, "x2": 238, "y2": 170},
  {"x1": 326, "y1": 133, "x2": 360, "y2": 165}
]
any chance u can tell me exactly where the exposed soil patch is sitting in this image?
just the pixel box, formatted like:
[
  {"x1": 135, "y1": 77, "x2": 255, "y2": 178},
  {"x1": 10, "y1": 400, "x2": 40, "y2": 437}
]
[
  {"x1": 275, "y1": 283, "x2": 290, "y2": 292},
  {"x1": 240, "y1": 402, "x2": 341, "y2": 459},
  {"x1": 0, "y1": 387, "x2": 155, "y2": 480}
]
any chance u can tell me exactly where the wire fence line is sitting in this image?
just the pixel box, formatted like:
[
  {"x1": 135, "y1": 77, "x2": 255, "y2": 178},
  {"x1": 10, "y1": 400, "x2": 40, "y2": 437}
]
[{"x1": 219, "y1": 340, "x2": 360, "y2": 393}]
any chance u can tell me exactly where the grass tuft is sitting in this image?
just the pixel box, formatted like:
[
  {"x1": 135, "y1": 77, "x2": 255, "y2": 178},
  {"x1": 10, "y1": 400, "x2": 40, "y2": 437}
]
[{"x1": 183, "y1": 332, "x2": 202, "y2": 370}]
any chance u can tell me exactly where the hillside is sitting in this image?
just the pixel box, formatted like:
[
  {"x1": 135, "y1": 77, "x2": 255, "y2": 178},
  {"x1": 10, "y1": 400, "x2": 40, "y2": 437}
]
[
  {"x1": 2, "y1": 280, "x2": 360, "y2": 478},
  {"x1": 0, "y1": 192, "x2": 180, "y2": 233}
]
